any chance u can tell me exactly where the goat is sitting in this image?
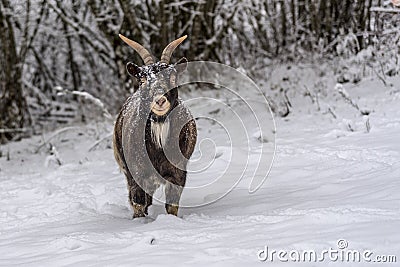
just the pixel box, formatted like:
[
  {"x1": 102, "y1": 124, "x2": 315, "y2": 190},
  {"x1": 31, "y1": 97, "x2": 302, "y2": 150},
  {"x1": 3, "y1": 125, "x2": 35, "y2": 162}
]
[{"x1": 113, "y1": 34, "x2": 197, "y2": 218}]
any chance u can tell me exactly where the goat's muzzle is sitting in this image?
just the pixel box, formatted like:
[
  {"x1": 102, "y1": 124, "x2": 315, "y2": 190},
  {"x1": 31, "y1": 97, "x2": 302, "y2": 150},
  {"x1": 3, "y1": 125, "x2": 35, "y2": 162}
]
[{"x1": 151, "y1": 95, "x2": 170, "y2": 116}]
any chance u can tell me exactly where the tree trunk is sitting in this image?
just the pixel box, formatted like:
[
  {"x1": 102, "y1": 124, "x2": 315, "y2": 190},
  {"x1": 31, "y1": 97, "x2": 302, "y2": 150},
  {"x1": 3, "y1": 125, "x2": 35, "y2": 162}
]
[
  {"x1": 280, "y1": 0, "x2": 288, "y2": 48},
  {"x1": 0, "y1": 0, "x2": 30, "y2": 143}
]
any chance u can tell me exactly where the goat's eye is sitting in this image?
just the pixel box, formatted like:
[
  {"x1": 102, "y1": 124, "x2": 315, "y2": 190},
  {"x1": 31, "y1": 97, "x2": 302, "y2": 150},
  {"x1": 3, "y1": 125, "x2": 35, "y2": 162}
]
[
  {"x1": 169, "y1": 73, "x2": 177, "y2": 88},
  {"x1": 140, "y1": 77, "x2": 147, "y2": 86}
]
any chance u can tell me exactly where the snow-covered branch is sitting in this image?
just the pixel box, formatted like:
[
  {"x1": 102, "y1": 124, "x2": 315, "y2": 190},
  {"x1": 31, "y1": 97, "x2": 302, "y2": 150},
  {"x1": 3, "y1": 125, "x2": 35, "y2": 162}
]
[{"x1": 55, "y1": 86, "x2": 113, "y2": 120}]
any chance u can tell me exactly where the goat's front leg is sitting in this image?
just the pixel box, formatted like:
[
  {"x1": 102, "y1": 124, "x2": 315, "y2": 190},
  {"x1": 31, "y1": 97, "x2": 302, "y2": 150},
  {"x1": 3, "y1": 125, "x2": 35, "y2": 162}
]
[
  {"x1": 128, "y1": 176, "x2": 159, "y2": 218},
  {"x1": 164, "y1": 174, "x2": 186, "y2": 216},
  {"x1": 128, "y1": 182, "x2": 147, "y2": 218}
]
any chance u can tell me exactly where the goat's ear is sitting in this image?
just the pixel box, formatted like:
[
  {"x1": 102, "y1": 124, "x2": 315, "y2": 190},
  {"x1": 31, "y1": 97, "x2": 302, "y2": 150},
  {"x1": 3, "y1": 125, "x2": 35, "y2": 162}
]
[
  {"x1": 126, "y1": 62, "x2": 141, "y2": 77},
  {"x1": 174, "y1": 57, "x2": 187, "y2": 74}
]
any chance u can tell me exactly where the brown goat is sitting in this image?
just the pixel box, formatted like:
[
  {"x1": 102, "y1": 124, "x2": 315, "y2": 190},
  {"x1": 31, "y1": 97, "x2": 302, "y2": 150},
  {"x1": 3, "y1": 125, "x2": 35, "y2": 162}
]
[{"x1": 113, "y1": 34, "x2": 197, "y2": 218}]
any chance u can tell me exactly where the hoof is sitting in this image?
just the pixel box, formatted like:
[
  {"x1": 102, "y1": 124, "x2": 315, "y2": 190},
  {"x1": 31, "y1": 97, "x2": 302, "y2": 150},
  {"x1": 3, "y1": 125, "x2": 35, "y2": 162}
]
[
  {"x1": 166, "y1": 204, "x2": 179, "y2": 216},
  {"x1": 132, "y1": 203, "x2": 147, "y2": 218}
]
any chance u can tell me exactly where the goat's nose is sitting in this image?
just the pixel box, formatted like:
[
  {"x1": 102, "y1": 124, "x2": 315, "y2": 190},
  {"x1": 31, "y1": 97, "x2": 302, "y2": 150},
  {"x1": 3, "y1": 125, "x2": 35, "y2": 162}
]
[{"x1": 156, "y1": 97, "x2": 166, "y2": 106}]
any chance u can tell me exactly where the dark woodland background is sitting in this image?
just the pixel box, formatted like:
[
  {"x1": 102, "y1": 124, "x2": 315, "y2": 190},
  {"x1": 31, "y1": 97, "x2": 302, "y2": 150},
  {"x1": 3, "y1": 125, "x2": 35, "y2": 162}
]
[{"x1": 1, "y1": 0, "x2": 399, "y2": 143}]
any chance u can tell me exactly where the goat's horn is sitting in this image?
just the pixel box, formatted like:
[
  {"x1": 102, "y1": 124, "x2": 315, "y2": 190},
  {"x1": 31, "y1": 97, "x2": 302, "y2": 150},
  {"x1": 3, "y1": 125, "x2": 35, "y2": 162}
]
[
  {"x1": 160, "y1": 35, "x2": 187, "y2": 64},
  {"x1": 119, "y1": 34, "x2": 154, "y2": 65}
]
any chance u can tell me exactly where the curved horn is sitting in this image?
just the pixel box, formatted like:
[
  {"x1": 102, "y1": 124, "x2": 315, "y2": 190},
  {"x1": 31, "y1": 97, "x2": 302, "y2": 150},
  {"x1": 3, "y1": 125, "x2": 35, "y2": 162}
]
[
  {"x1": 119, "y1": 34, "x2": 154, "y2": 65},
  {"x1": 160, "y1": 35, "x2": 187, "y2": 64}
]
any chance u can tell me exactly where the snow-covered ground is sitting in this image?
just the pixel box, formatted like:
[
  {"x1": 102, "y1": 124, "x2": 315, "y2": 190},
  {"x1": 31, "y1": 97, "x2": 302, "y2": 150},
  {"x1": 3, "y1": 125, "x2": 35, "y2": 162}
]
[{"x1": 1, "y1": 68, "x2": 400, "y2": 266}]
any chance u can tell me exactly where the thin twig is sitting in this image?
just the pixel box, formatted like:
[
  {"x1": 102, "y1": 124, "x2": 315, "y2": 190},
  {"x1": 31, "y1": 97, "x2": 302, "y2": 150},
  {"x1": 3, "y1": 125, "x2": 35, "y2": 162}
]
[
  {"x1": 88, "y1": 132, "x2": 113, "y2": 152},
  {"x1": 34, "y1": 126, "x2": 87, "y2": 153},
  {"x1": 0, "y1": 128, "x2": 29, "y2": 134}
]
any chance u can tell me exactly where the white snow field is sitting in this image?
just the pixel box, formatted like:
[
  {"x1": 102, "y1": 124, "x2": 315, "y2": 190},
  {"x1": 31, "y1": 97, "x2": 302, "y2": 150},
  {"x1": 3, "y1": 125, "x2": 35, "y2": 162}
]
[{"x1": 1, "y1": 69, "x2": 400, "y2": 266}]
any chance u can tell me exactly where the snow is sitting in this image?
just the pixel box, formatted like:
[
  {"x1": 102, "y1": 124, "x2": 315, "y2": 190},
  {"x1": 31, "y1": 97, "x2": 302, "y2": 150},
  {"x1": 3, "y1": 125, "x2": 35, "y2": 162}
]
[{"x1": 1, "y1": 70, "x2": 400, "y2": 266}]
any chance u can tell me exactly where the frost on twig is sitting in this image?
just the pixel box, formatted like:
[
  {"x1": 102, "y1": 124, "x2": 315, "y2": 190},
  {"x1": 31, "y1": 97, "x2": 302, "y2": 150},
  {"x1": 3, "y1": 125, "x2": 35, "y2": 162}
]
[
  {"x1": 370, "y1": 7, "x2": 400, "y2": 13},
  {"x1": 327, "y1": 107, "x2": 337, "y2": 119},
  {"x1": 304, "y1": 85, "x2": 320, "y2": 111},
  {"x1": 88, "y1": 132, "x2": 113, "y2": 152},
  {"x1": 335, "y1": 83, "x2": 372, "y2": 134},
  {"x1": 341, "y1": 119, "x2": 355, "y2": 132},
  {"x1": 335, "y1": 84, "x2": 370, "y2": 115},
  {"x1": 44, "y1": 143, "x2": 62, "y2": 167},
  {"x1": 373, "y1": 67, "x2": 389, "y2": 87},
  {"x1": 55, "y1": 86, "x2": 112, "y2": 120},
  {"x1": 34, "y1": 126, "x2": 94, "y2": 153},
  {"x1": 2, "y1": 148, "x2": 11, "y2": 161},
  {"x1": 305, "y1": 85, "x2": 339, "y2": 119},
  {"x1": 363, "y1": 115, "x2": 371, "y2": 133},
  {"x1": 0, "y1": 128, "x2": 29, "y2": 134}
]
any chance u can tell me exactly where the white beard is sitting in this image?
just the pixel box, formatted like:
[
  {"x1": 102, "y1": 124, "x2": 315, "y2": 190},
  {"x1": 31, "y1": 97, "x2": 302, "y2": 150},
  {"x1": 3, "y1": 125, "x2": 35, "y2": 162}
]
[{"x1": 151, "y1": 120, "x2": 170, "y2": 148}]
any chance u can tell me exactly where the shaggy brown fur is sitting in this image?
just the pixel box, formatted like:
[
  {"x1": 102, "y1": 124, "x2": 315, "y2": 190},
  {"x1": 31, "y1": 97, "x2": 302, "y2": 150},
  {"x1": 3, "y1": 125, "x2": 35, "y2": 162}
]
[
  {"x1": 113, "y1": 96, "x2": 196, "y2": 217},
  {"x1": 113, "y1": 37, "x2": 197, "y2": 218}
]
